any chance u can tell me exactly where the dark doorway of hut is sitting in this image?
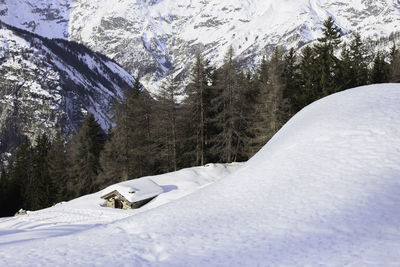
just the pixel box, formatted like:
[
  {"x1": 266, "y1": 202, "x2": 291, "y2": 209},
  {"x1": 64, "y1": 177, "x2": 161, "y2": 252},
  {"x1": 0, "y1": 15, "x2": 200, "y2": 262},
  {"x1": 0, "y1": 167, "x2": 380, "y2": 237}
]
[{"x1": 115, "y1": 199, "x2": 123, "y2": 209}]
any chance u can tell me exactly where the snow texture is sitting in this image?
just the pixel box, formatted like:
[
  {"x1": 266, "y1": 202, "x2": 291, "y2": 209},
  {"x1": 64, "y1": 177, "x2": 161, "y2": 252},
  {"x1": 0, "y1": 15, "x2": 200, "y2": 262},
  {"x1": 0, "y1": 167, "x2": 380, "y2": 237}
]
[{"x1": 0, "y1": 84, "x2": 400, "y2": 265}]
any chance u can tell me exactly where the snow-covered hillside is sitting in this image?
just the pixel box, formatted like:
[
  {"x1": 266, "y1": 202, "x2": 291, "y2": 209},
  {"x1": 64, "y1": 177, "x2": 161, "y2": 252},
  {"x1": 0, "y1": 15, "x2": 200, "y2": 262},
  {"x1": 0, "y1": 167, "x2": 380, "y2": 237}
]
[
  {"x1": 0, "y1": 163, "x2": 242, "y2": 253},
  {"x1": 0, "y1": 21, "x2": 135, "y2": 155},
  {"x1": 1, "y1": 0, "x2": 400, "y2": 92},
  {"x1": 0, "y1": 83, "x2": 399, "y2": 266}
]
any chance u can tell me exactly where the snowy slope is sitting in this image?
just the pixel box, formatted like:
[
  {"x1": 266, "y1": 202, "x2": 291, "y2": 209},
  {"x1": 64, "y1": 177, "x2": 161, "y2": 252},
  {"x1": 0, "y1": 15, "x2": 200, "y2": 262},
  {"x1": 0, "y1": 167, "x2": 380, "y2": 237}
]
[
  {"x1": 1, "y1": 0, "x2": 400, "y2": 92},
  {"x1": 0, "y1": 163, "x2": 241, "y2": 250},
  {"x1": 0, "y1": 22, "x2": 135, "y2": 156},
  {"x1": 0, "y1": 84, "x2": 400, "y2": 266}
]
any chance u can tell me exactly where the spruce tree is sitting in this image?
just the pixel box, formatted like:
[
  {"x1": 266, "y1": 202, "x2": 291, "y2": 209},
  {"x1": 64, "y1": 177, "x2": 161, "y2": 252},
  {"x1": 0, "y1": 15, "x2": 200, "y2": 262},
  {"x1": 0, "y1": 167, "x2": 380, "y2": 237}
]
[
  {"x1": 47, "y1": 131, "x2": 68, "y2": 203},
  {"x1": 67, "y1": 114, "x2": 106, "y2": 197},
  {"x1": 296, "y1": 46, "x2": 317, "y2": 111},
  {"x1": 8, "y1": 137, "x2": 32, "y2": 213},
  {"x1": 0, "y1": 168, "x2": 9, "y2": 216},
  {"x1": 20, "y1": 133, "x2": 52, "y2": 210},
  {"x1": 389, "y1": 44, "x2": 400, "y2": 82},
  {"x1": 247, "y1": 56, "x2": 270, "y2": 156},
  {"x1": 210, "y1": 47, "x2": 247, "y2": 162},
  {"x1": 314, "y1": 16, "x2": 342, "y2": 96},
  {"x1": 371, "y1": 52, "x2": 390, "y2": 84},
  {"x1": 183, "y1": 51, "x2": 212, "y2": 165},
  {"x1": 336, "y1": 42, "x2": 357, "y2": 92},
  {"x1": 265, "y1": 48, "x2": 287, "y2": 137},
  {"x1": 349, "y1": 33, "x2": 368, "y2": 87},
  {"x1": 247, "y1": 48, "x2": 289, "y2": 155},
  {"x1": 155, "y1": 74, "x2": 181, "y2": 172},
  {"x1": 234, "y1": 70, "x2": 255, "y2": 161},
  {"x1": 98, "y1": 81, "x2": 158, "y2": 187},
  {"x1": 97, "y1": 125, "x2": 121, "y2": 188},
  {"x1": 282, "y1": 48, "x2": 300, "y2": 115}
]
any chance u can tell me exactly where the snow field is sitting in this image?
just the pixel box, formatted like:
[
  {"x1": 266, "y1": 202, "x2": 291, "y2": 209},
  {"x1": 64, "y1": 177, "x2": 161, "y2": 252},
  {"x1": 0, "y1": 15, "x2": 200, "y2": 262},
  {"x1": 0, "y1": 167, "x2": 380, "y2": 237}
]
[
  {"x1": 0, "y1": 163, "x2": 242, "y2": 263},
  {"x1": 0, "y1": 84, "x2": 400, "y2": 266}
]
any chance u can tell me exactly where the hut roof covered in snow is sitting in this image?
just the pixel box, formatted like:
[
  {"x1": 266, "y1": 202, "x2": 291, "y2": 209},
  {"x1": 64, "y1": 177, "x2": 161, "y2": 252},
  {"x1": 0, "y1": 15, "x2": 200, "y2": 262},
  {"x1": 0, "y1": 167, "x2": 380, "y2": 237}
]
[{"x1": 101, "y1": 178, "x2": 164, "y2": 203}]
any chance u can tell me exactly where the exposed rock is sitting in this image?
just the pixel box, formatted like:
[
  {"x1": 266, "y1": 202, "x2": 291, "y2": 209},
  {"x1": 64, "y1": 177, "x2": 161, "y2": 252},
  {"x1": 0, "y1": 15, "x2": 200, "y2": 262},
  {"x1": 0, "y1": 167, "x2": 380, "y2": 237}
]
[
  {"x1": 0, "y1": 21, "x2": 135, "y2": 156},
  {"x1": 1, "y1": 0, "x2": 400, "y2": 92}
]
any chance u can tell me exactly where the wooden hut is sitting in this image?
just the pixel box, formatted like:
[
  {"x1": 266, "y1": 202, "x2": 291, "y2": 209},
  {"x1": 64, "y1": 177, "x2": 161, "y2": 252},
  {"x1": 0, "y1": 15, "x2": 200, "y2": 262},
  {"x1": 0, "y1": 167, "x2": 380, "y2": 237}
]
[{"x1": 101, "y1": 178, "x2": 163, "y2": 210}]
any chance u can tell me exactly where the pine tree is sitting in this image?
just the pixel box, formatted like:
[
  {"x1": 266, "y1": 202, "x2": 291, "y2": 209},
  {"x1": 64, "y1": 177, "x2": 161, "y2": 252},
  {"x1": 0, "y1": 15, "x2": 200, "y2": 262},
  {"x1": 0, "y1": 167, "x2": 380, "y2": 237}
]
[
  {"x1": 98, "y1": 81, "x2": 159, "y2": 188},
  {"x1": 282, "y1": 48, "x2": 300, "y2": 115},
  {"x1": 247, "y1": 56, "x2": 270, "y2": 156},
  {"x1": 0, "y1": 168, "x2": 9, "y2": 216},
  {"x1": 349, "y1": 33, "x2": 369, "y2": 87},
  {"x1": 266, "y1": 48, "x2": 287, "y2": 137},
  {"x1": 26, "y1": 134, "x2": 51, "y2": 210},
  {"x1": 370, "y1": 52, "x2": 390, "y2": 84},
  {"x1": 8, "y1": 137, "x2": 32, "y2": 213},
  {"x1": 183, "y1": 51, "x2": 212, "y2": 165},
  {"x1": 234, "y1": 70, "x2": 255, "y2": 161},
  {"x1": 97, "y1": 125, "x2": 121, "y2": 188},
  {"x1": 337, "y1": 43, "x2": 354, "y2": 91},
  {"x1": 155, "y1": 74, "x2": 181, "y2": 172},
  {"x1": 247, "y1": 48, "x2": 290, "y2": 155},
  {"x1": 67, "y1": 114, "x2": 106, "y2": 197},
  {"x1": 210, "y1": 47, "x2": 247, "y2": 162},
  {"x1": 389, "y1": 44, "x2": 400, "y2": 82},
  {"x1": 314, "y1": 16, "x2": 342, "y2": 96},
  {"x1": 296, "y1": 46, "x2": 317, "y2": 111},
  {"x1": 47, "y1": 131, "x2": 68, "y2": 203}
]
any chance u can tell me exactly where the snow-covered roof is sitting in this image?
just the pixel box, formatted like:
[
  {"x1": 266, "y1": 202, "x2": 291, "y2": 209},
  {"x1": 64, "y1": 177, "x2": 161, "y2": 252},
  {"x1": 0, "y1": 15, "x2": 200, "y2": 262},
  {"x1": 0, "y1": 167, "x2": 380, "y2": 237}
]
[{"x1": 101, "y1": 178, "x2": 164, "y2": 203}]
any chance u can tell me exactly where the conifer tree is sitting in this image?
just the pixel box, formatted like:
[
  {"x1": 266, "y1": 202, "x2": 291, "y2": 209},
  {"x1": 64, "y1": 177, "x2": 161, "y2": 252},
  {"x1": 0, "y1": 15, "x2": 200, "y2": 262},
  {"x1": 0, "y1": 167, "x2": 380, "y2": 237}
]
[
  {"x1": 371, "y1": 52, "x2": 390, "y2": 84},
  {"x1": 47, "y1": 131, "x2": 68, "y2": 203},
  {"x1": 314, "y1": 16, "x2": 342, "y2": 96},
  {"x1": 155, "y1": 74, "x2": 181, "y2": 172},
  {"x1": 183, "y1": 51, "x2": 212, "y2": 165},
  {"x1": 97, "y1": 125, "x2": 120, "y2": 188},
  {"x1": 282, "y1": 48, "x2": 300, "y2": 115},
  {"x1": 389, "y1": 44, "x2": 400, "y2": 82},
  {"x1": 67, "y1": 114, "x2": 106, "y2": 197},
  {"x1": 247, "y1": 56, "x2": 270, "y2": 156},
  {"x1": 337, "y1": 43, "x2": 353, "y2": 91},
  {"x1": 348, "y1": 33, "x2": 369, "y2": 87},
  {"x1": 265, "y1": 48, "x2": 287, "y2": 137},
  {"x1": 9, "y1": 137, "x2": 32, "y2": 213},
  {"x1": 27, "y1": 133, "x2": 51, "y2": 210},
  {"x1": 296, "y1": 46, "x2": 317, "y2": 111},
  {"x1": 210, "y1": 47, "x2": 248, "y2": 162},
  {"x1": 98, "y1": 81, "x2": 158, "y2": 187},
  {"x1": 234, "y1": 70, "x2": 256, "y2": 161},
  {"x1": 211, "y1": 47, "x2": 237, "y2": 162},
  {"x1": 0, "y1": 168, "x2": 9, "y2": 216}
]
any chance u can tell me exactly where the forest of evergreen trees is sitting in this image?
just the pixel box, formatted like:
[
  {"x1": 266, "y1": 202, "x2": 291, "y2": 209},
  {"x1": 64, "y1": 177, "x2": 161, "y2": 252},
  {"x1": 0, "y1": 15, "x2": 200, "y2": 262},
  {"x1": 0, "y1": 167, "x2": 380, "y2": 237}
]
[{"x1": 1, "y1": 18, "x2": 400, "y2": 216}]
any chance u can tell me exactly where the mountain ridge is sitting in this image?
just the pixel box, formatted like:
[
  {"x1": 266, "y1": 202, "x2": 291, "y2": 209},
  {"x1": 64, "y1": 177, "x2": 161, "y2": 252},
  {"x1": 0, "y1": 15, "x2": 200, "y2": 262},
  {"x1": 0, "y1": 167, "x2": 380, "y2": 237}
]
[
  {"x1": 0, "y1": 20, "x2": 135, "y2": 157},
  {"x1": 1, "y1": 0, "x2": 400, "y2": 92}
]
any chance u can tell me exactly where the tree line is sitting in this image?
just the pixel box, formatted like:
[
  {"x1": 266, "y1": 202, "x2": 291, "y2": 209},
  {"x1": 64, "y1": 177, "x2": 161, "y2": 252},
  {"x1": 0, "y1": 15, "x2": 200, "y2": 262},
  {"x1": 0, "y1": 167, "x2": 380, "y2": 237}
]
[{"x1": 1, "y1": 17, "x2": 399, "y2": 216}]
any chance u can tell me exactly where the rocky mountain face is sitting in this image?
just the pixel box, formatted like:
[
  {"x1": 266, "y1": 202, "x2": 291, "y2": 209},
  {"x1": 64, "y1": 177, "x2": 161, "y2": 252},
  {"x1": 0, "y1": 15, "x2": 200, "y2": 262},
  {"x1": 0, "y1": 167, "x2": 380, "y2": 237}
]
[
  {"x1": 0, "y1": 0, "x2": 399, "y2": 158},
  {"x1": 1, "y1": 0, "x2": 400, "y2": 93},
  {"x1": 0, "y1": 21, "x2": 134, "y2": 157}
]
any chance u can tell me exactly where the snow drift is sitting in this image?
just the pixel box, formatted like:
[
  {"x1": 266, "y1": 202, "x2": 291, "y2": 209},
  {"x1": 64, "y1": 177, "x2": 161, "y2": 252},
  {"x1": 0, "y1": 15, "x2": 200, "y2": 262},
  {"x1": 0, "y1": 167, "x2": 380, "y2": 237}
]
[{"x1": 1, "y1": 84, "x2": 400, "y2": 266}]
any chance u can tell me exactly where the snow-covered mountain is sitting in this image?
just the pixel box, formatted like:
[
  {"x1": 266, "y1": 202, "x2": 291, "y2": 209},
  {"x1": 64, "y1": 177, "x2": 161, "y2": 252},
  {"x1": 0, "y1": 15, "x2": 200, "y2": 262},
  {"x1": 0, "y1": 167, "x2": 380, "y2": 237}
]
[
  {"x1": 1, "y1": 0, "x2": 400, "y2": 92},
  {"x1": 0, "y1": 83, "x2": 399, "y2": 265},
  {"x1": 0, "y1": 21, "x2": 134, "y2": 156}
]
